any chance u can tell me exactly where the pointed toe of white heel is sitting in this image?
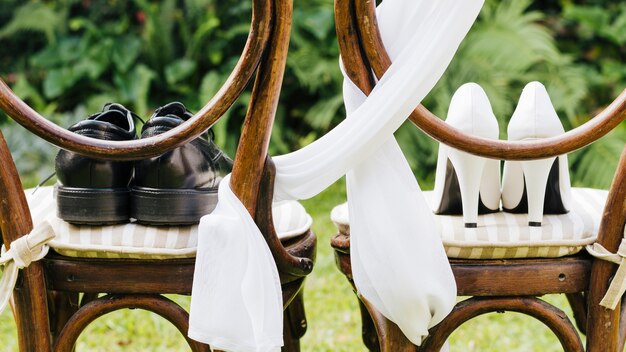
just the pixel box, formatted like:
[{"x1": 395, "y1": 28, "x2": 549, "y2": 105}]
[
  {"x1": 432, "y1": 83, "x2": 501, "y2": 228},
  {"x1": 502, "y1": 82, "x2": 572, "y2": 227}
]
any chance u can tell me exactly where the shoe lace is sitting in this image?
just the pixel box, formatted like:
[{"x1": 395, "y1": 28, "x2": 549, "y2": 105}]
[
  {"x1": 130, "y1": 111, "x2": 145, "y2": 125},
  {"x1": 102, "y1": 102, "x2": 145, "y2": 125},
  {"x1": 31, "y1": 172, "x2": 56, "y2": 196}
]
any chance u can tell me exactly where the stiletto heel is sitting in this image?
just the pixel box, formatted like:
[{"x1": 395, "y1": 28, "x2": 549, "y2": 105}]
[
  {"x1": 432, "y1": 83, "x2": 500, "y2": 226},
  {"x1": 520, "y1": 157, "x2": 557, "y2": 226},
  {"x1": 448, "y1": 148, "x2": 487, "y2": 228},
  {"x1": 502, "y1": 82, "x2": 571, "y2": 226}
]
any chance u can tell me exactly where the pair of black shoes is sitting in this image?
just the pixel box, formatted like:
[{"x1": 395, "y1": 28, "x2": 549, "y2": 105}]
[{"x1": 55, "y1": 102, "x2": 233, "y2": 226}]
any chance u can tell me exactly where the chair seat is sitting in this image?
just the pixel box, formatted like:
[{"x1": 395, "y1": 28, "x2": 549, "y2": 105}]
[
  {"x1": 331, "y1": 187, "x2": 607, "y2": 259},
  {"x1": 26, "y1": 186, "x2": 312, "y2": 260}
]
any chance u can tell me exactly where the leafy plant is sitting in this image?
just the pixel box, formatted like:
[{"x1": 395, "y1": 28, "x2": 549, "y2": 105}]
[
  {"x1": 523, "y1": 0, "x2": 626, "y2": 188},
  {"x1": 553, "y1": 2, "x2": 626, "y2": 188},
  {"x1": 0, "y1": 2, "x2": 63, "y2": 44},
  {"x1": 0, "y1": 0, "x2": 342, "y2": 163}
]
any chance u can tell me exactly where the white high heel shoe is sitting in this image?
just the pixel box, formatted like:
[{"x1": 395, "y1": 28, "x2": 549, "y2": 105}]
[
  {"x1": 502, "y1": 82, "x2": 571, "y2": 226},
  {"x1": 432, "y1": 83, "x2": 501, "y2": 228}
]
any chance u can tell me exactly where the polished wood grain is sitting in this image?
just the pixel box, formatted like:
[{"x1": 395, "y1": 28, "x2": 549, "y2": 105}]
[
  {"x1": 47, "y1": 291, "x2": 80, "y2": 342},
  {"x1": 231, "y1": 0, "x2": 293, "y2": 215},
  {"x1": 358, "y1": 296, "x2": 414, "y2": 352},
  {"x1": 423, "y1": 297, "x2": 584, "y2": 352},
  {"x1": 283, "y1": 290, "x2": 308, "y2": 352},
  {"x1": 0, "y1": 131, "x2": 52, "y2": 352},
  {"x1": 335, "y1": 0, "x2": 373, "y2": 96},
  {"x1": 616, "y1": 297, "x2": 626, "y2": 351},
  {"x1": 331, "y1": 242, "x2": 594, "y2": 351},
  {"x1": 358, "y1": 300, "x2": 381, "y2": 351},
  {"x1": 332, "y1": 245, "x2": 592, "y2": 297},
  {"x1": 44, "y1": 228, "x2": 315, "y2": 296},
  {"x1": 586, "y1": 147, "x2": 626, "y2": 352},
  {"x1": 566, "y1": 292, "x2": 588, "y2": 334},
  {"x1": 0, "y1": 0, "x2": 271, "y2": 161},
  {"x1": 451, "y1": 256, "x2": 591, "y2": 296},
  {"x1": 44, "y1": 255, "x2": 198, "y2": 294},
  {"x1": 256, "y1": 158, "x2": 316, "y2": 280},
  {"x1": 53, "y1": 294, "x2": 209, "y2": 352},
  {"x1": 353, "y1": 0, "x2": 626, "y2": 161}
]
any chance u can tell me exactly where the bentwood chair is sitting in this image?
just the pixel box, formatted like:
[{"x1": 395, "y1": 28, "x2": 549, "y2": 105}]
[
  {"x1": 330, "y1": 0, "x2": 626, "y2": 351},
  {"x1": 0, "y1": 0, "x2": 316, "y2": 351}
]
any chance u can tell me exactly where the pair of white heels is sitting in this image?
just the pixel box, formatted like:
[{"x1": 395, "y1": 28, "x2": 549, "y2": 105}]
[{"x1": 432, "y1": 82, "x2": 571, "y2": 228}]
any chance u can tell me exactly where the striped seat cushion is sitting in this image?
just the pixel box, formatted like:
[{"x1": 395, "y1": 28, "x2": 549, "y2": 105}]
[
  {"x1": 26, "y1": 186, "x2": 312, "y2": 259},
  {"x1": 330, "y1": 188, "x2": 607, "y2": 259}
]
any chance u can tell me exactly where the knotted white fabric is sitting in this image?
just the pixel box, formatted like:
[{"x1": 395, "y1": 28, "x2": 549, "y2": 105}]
[
  {"x1": 189, "y1": 0, "x2": 484, "y2": 350},
  {"x1": 189, "y1": 175, "x2": 283, "y2": 352},
  {"x1": 586, "y1": 234, "x2": 626, "y2": 310},
  {"x1": 0, "y1": 221, "x2": 54, "y2": 315}
]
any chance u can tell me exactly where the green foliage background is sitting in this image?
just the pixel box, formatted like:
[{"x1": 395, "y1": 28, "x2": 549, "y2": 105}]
[{"x1": 0, "y1": 0, "x2": 625, "y2": 188}]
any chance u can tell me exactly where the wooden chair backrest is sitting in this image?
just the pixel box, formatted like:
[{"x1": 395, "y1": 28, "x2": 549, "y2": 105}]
[{"x1": 335, "y1": 0, "x2": 626, "y2": 349}]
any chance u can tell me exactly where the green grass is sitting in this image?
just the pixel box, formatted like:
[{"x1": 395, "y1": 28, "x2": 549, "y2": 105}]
[{"x1": 0, "y1": 180, "x2": 586, "y2": 351}]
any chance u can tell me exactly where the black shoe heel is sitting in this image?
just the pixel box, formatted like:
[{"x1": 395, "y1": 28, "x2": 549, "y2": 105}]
[
  {"x1": 55, "y1": 186, "x2": 131, "y2": 225},
  {"x1": 130, "y1": 187, "x2": 218, "y2": 225}
]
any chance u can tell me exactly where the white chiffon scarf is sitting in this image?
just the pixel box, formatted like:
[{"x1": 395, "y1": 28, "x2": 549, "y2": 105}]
[{"x1": 189, "y1": 0, "x2": 484, "y2": 351}]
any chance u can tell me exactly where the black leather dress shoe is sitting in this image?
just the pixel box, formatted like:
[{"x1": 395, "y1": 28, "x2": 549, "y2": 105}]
[
  {"x1": 131, "y1": 102, "x2": 233, "y2": 225},
  {"x1": 55, "y1": 104, "x2": 137, "y2": 225}
]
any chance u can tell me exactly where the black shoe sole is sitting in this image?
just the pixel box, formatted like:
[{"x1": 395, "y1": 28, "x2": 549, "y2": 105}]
[
  {"x1": 130, "y1": 187, "x2": 218, "y2": 226},
  {"x1": 55, "y1": 186, "x2": 131, "y2": 225}
]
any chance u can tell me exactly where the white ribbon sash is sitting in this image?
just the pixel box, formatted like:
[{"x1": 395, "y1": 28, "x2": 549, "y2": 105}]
[
  {"x1": 586, "y1": 235, "x2": 626, "y2": 310},
  {"x1": 189, "y1": 0, "x2": 484, "y2": 350},
  {"x1": 0, "y1": 221, "x2": 54, "y2": 315}
]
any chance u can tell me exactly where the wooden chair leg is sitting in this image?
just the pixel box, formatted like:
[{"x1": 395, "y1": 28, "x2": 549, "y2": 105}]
[
  {"x1": 332, "y1": 242, "x2": 414, "y2": 351},
  {"x1": 48, "y1": 291, "x2": 80, "y2": 342},
  {"x1": 566, "y1": 292, "x2": 588, "y2": 335},
  {"x1": 619, "y1": 295, "x2": 626, "y2": 351},
  {"x1": 1, "y1": 131, "x2": 53, "y2": 352},
  {"x1": 358, "y1": 299, "x2": 380, "y2": 351},
  {"x1": 585, "y1": 148, "x2": 626, "y2": 352},
  {"x1": 282, "y1": 290, "x2": 307, "y2": 352},
  {"x1": 586, "y1": 262, "x2": 622, "y2": 352},
  {"x1": 80, "y1": 293, "x2": 99, "y2": 307},
  {"x1": 423, "y1": 297, "x2": 583, "y2": 352},
  {"x1": 11, "y1": 266, "x2": 53, "y2": 352},
  {"x1": 53, "y1": 294, "x2": 209, "y2": 352},
  {"x1": 359, "y1": 295, "x2": 416, "y2": 352}
]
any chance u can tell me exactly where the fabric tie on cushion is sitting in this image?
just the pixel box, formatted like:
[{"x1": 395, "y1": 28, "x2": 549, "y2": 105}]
[
  {"x1": 586, "y1": 236, "x2": 626, "y2": 310},
  {"x1": 0, "y1": 221, "x2": 54, "y2": 315},
  {"x1": 189, "y1": 0, "x2": 484, "y2": 350}
]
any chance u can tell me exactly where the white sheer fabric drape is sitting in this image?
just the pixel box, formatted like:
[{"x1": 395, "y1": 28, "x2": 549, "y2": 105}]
[{"x1": 189, "y1": 0, "x2": 484, "y2": 351}]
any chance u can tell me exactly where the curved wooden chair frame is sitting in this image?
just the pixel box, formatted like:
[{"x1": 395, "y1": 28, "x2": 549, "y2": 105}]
[
  {"x1": 0, "y1": 0, "x2": 316, "y2": 351},
  {"x1": 331, "y1": 0, "x2": 626, "y2": 351}
]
